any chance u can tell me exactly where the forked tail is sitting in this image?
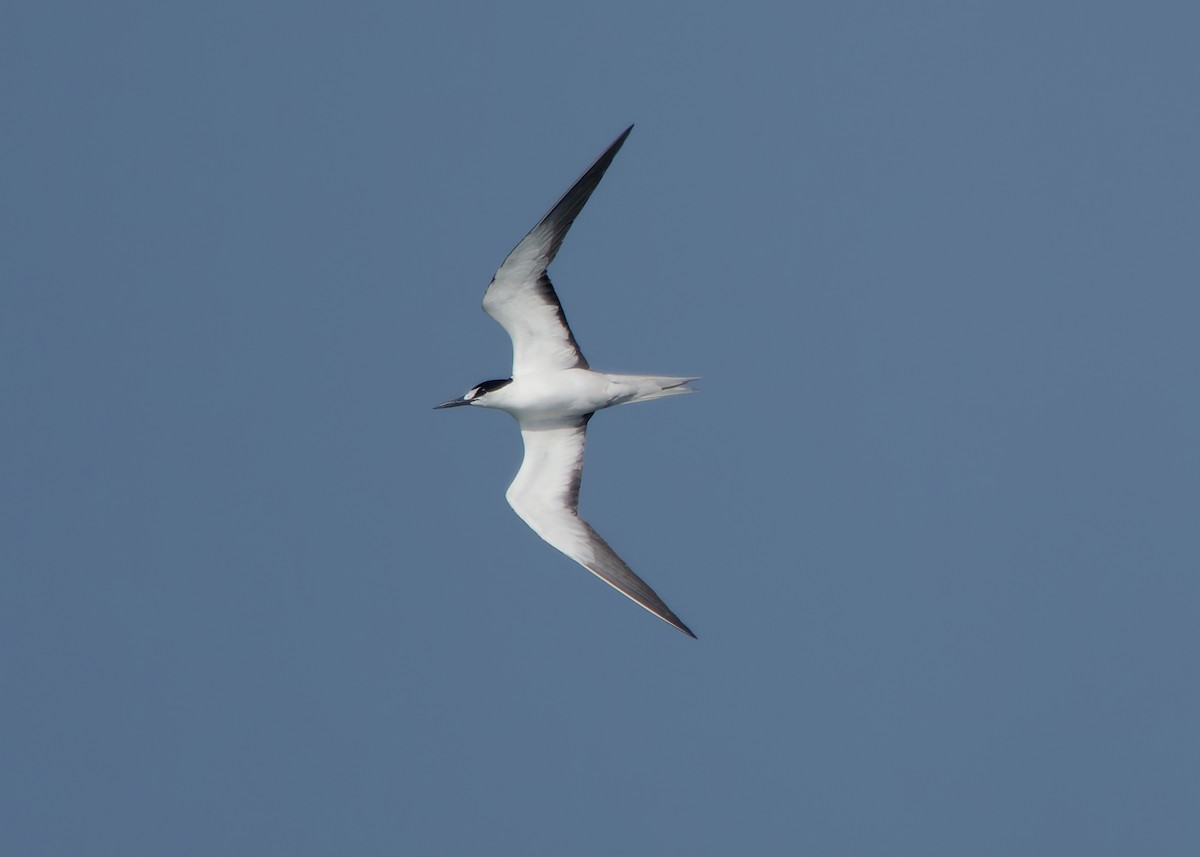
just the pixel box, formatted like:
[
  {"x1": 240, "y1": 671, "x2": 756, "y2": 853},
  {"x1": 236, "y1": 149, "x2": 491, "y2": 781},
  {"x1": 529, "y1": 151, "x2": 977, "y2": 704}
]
[{"x1": 607, "y1": 374, "x2": 701, "y2": 404}]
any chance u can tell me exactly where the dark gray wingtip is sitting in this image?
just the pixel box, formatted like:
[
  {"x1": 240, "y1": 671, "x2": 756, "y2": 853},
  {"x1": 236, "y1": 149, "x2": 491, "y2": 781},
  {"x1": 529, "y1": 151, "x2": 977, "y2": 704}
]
[
  {"x1": 604, "y1": 568, "x2": 697, "y2": 639},
  {"x1": 654, "y1": 601, "x2": 696, "y2": 638},
  {"x1": 673, "y1": 617, "x2": 698, "y2": 639},
  {"x1": 640, "y1": 599, "x2": 697, "y2": 638},
  {"x1": 573, "y1": 519, "x2": 698, "y2": 640},
  {"x1": 529, "y1": 125, "x2": 635, "y2": 268}
]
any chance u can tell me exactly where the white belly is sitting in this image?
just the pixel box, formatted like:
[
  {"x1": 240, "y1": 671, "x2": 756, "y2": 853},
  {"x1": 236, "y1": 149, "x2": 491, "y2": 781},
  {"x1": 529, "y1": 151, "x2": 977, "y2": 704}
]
[{"x1": 495, "y1": 369, "x2": 618, "y2": 419}]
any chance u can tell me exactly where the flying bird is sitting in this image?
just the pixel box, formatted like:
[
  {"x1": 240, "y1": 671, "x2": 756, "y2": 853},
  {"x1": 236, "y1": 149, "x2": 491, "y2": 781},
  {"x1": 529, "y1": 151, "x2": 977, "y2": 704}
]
[{"x1": 436, "y1": 126, "x2": 697, "y2": 637}]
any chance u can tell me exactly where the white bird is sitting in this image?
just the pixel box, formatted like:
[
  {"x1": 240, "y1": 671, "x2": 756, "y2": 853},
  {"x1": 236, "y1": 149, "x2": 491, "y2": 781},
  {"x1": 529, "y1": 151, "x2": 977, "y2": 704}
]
[{"x1": 436, "y1": 126, "x2": 697, "y2": 637}]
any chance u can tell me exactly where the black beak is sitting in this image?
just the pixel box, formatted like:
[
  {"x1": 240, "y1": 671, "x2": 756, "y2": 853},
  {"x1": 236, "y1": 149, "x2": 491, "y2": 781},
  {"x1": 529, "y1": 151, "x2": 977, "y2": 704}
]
[{"x1": 433, "y1": 397, "x2": 472, "y2": 409}]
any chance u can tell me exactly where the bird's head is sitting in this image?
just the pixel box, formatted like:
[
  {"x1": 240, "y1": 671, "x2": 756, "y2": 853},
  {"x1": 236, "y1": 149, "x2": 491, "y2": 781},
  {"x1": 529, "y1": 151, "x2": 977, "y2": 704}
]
[{"x1": 434, "y1": 378, "x2": 513, "y2": 410}]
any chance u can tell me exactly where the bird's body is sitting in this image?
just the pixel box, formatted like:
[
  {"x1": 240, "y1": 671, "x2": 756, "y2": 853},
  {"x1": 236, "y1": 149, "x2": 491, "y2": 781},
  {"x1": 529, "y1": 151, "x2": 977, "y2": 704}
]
[
  {"x1": 469, "y1": 369, "x2": 696, "y2": 423},
  {"x1": 437, "y1": 126, "x2": 697, "y2": 637}
]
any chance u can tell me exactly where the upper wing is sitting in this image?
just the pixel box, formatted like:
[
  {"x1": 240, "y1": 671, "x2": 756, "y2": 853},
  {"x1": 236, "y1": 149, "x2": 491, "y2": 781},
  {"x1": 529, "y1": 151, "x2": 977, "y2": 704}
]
[
  {"x1": 482, "y1": 127, "x2": 633, "y2": 377},
  {"x1": 504, "y1": 415, "x2": 695, "y2": 638}
]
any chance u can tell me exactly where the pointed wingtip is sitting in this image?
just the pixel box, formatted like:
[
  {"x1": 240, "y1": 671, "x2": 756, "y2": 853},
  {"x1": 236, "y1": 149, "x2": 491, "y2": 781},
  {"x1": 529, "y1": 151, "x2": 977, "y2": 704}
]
[
  {"x1": 603, "y1": 124, "x2": 633, "y2": 160},
  {"x1": 664, "y1": 611, "x2": 697, "y2": 639}
]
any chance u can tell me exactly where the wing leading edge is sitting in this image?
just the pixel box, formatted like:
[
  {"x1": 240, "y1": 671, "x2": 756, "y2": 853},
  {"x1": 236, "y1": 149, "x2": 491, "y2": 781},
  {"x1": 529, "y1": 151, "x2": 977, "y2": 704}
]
[
  {"x1": 482, "y1": 126, "x2": 633, "y2": 376},
  {"x1": 504, "y1": 416, "x2": 695, "y2": 638}
]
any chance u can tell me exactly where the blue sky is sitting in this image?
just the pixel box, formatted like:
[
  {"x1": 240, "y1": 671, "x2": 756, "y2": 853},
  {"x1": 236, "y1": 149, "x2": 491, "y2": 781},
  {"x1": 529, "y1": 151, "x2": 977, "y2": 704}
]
[{"x1": 3, "y1": 2, "x2": 1198, "y2": 854}]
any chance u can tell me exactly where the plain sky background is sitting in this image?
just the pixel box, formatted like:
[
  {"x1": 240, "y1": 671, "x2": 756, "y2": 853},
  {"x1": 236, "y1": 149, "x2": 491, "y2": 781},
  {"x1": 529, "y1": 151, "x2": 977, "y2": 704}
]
[{"x1": 3, "y1": 1, "x2": 1198, "y2": 854}]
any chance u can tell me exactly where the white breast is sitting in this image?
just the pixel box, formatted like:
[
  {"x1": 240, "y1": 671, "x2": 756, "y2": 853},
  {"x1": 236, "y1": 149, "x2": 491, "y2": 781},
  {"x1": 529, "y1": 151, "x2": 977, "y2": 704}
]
[{"x1": 484, "y1": 369, "x2": 616, "y2": 421}]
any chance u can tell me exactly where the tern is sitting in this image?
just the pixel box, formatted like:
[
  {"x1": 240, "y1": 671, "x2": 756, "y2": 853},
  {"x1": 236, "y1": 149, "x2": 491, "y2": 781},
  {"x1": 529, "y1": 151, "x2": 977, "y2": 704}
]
[{"x1": 436, "y1": 126, "x2": 697, "y2": 638}]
